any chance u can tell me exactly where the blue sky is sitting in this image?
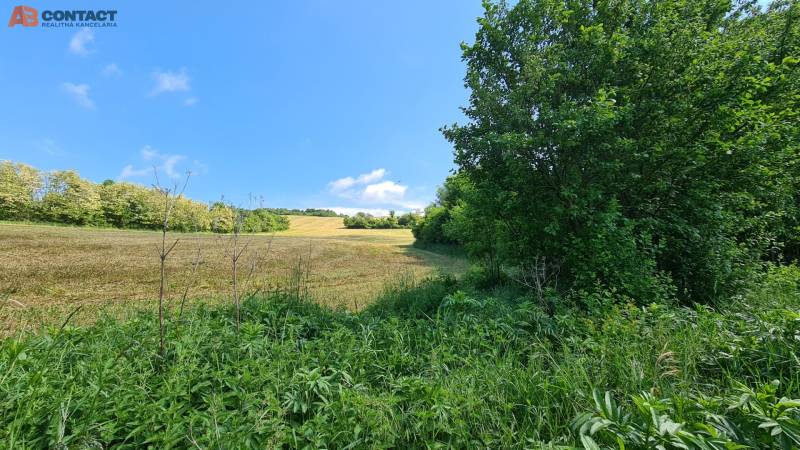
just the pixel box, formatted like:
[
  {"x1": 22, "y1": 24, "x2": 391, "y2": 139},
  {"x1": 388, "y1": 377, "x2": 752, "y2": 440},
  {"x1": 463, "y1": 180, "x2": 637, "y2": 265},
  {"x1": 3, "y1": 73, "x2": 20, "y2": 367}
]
[{"x1": 0, "y1": 1, "x2": 485, "y2": 215}]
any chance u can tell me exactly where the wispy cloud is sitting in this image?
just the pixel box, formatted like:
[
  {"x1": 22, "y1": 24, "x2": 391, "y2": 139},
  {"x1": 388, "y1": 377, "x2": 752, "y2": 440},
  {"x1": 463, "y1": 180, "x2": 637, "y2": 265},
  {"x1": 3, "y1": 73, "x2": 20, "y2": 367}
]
[
  {"x1": 61, "y1": 82, "x2": 95, "y2": 109},
  {"x1": 102, "y1": 63, "x2": 122, "y2": 77},
  {"x1": 184, "y1": 97, "x2": 198, "y2": 106},
  {"x1": 118, "y1": 165, "x2": 151, "y2": 179},
  {"x1": 119, "y1": 146, "x2": 204, "y2": 180},
  {"x1": 151, "y1": 68, "x2": 191, "y2": 96},
  {"x1": 33, "y1": 138, "x2": 66, "y2": 156},
  {"x1": 68, "y1": 28, "x2": 95, "y2": 56}
]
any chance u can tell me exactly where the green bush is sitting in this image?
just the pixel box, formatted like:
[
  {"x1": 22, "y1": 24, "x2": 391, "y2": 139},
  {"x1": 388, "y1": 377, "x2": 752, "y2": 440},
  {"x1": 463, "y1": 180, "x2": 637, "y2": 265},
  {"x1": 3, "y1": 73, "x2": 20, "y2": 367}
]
[
  {"x1": 242, "y1": 208, "x2": 290, "y2": 233},
  {"x1": 411, "y1": 205, "x2": 453, "y2": 243}
]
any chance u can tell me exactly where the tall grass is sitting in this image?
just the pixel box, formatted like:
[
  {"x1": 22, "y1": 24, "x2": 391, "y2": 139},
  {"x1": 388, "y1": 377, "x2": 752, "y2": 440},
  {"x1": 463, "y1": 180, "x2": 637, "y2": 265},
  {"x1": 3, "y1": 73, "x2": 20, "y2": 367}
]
[{"x1": 1, "y1": 267, "x2": 798, "y2": 448}]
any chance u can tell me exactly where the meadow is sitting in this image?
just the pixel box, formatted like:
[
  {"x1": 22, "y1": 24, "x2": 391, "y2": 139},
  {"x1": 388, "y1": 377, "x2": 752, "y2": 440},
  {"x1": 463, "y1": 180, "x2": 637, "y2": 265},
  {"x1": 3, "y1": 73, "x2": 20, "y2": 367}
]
[{"x1": 0, "y1": 216, "x2": 466, "y2": 335}]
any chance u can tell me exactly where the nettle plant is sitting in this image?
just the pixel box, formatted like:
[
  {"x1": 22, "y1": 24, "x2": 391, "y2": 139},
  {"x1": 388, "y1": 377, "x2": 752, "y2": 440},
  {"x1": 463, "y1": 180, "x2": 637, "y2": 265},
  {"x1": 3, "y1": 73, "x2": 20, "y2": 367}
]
[{"x1": 574, "y1": 381, "x2": 800, "y2": 449}]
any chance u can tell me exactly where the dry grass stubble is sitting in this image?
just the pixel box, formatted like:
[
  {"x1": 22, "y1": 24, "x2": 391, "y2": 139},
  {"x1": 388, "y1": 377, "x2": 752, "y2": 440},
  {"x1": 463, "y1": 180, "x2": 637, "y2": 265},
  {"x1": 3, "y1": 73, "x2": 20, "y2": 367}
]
[{"x1": 0, "y1": 216, "x2": 466, "y2": 334}]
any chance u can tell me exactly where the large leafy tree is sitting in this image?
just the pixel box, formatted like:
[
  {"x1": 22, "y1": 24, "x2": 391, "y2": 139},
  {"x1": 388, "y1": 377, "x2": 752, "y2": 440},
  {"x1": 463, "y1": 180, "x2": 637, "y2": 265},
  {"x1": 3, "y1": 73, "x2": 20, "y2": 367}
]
[
  {"x1": 40, "y1": 170, "x2": 105, "y2": 226},
  {"x1": 446, "y1": 0, "x2": 799, "y2": 302},
  {"x1": 0, "y1": 161, "x2": 41, "y2": 220}
]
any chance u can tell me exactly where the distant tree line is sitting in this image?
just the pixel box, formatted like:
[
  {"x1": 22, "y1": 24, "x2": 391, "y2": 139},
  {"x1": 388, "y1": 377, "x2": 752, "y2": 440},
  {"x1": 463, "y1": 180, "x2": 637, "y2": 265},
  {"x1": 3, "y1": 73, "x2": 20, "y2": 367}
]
[
  {"x1": 266, "y1": 208, "x2": 341, "y2": 217},
  {"x1": 0, "y1": 161, "x2": 289, "y2": 233},
  {"x1": 343, "y1": 211, "x2": 420, "y2": 229}
]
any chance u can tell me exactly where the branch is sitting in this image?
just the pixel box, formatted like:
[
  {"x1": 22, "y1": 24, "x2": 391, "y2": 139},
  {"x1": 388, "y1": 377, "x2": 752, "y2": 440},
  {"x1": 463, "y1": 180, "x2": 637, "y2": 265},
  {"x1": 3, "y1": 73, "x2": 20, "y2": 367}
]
[
  {"x1": 59, "y1": 304, "x2": 84, "y2": 332},
  {"x1": 164, "y1": 238, "x2": 181, "y2": 258},
  {"x1": 178, "y1": 247, "x2": 202, "y2": 320}
]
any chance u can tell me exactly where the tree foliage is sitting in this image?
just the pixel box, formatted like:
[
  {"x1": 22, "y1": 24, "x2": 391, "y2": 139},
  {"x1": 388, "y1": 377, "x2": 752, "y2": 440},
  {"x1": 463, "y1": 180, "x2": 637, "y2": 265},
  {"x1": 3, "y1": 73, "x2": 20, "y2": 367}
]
[
  {"x1": 343, "y1": 211, "x2": 420, "y2": 229},
  {"x1": 0, "y1": 161, "x2": 289, "y2": 233},
  {"x1": 440, "y1": 0, "x2": 800, "y2": 303},
  {"x1": 40, "y1": 170, "x2": 104, "y2": 226},
  {"x1": 0, "y1": 161, "x2": 41, "y2": 221}
]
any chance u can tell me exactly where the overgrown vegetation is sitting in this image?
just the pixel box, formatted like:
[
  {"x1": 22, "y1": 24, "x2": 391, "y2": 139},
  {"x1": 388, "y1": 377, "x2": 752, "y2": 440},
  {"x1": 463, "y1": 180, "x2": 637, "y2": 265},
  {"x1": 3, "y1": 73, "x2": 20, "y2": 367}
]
[
  {"x1": 415, "y1": 0, "x2": 800, "y2": 305},
  {"x1": 0, "y1": 161, "x2": 289, "y2": 233},
  {"x1": 1, "y1": 266, "x2": 798, "y2": 448},
  {"x1": 343, "y1": 211, "x2": 420, "y2": 229}
]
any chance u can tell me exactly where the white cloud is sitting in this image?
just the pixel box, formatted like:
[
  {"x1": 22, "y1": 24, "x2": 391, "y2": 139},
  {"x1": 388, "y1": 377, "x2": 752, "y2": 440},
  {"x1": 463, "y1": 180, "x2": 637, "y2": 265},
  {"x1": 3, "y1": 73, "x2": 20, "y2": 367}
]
[
  {"x1": 69, "y1": 28, "x2": 95, "y2": 56},
  {"x1": 118, "y1": 145, "x2": 202, "y2": 180},
  {"x1": 118, "y1": 165, "x2": 151, "y2": 179},
  {"x1": 184, "y1": 97, "x2": 198, "y2": 106},
  {"x1": 326, "y1": 168, "x2": 424, "y2": 210},
  {"x1": 61, "y1": 82, "x2": 95, "y2": 109},
  {"x1": 362, "y1": 180, "x2": 407, "y2": 203},
  {"x1": 329, "y1": 176, "x2": 356, "y2": 192},
  {"x1": 102, "y1": 63, "x2": 122, "y2": 77},
  {"x1": 34, "y1": 138, "x2": 65, "y2": 156},
  {"x1": 328, "y1": 168, "x2": 386, "y2": 193},
  {"x1": 357, "y1": 168, "x2": 386, "y2": 184},
  {"x1": 141, "y1": 146, "x2": 158, "y2": 161},
  {"x1": 151, "y1": 69, "x2": 191, "y2": 96},
  {"x1": 191, "y1": 159, "x2": 209, "y2": 175}
]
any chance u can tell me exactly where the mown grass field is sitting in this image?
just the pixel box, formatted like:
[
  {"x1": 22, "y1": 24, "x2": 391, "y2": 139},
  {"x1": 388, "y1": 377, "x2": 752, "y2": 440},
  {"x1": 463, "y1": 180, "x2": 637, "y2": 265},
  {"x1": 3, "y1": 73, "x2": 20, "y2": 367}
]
[{"x1": 0, "y1": 216, "x2": 466, "y2": 335}]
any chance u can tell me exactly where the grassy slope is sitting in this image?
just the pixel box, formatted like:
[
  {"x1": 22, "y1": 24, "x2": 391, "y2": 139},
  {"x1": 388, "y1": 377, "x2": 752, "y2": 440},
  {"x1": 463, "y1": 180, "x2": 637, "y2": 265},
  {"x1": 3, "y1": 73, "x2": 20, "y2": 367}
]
[
  {"x1": 0, "y1": 217, "x2": 466, "y2": 335},
  {"x1": 0, "y1": 268, "x2": 798, "y2": 448}
]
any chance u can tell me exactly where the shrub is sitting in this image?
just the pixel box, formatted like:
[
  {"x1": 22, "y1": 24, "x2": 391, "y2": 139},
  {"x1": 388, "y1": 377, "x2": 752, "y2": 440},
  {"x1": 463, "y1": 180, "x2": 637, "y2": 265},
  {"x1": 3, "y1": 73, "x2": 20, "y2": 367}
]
[{"x1": 241, "y1": 208, "x2": 290, "y2": 233}]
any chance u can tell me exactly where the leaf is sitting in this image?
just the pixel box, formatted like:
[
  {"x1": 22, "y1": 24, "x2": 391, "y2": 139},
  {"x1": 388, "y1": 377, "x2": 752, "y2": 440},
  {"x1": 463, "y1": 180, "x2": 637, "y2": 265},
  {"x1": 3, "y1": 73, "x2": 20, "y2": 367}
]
[{"x1": 581, "y1": 434, "x2": 602, "y2": 450}]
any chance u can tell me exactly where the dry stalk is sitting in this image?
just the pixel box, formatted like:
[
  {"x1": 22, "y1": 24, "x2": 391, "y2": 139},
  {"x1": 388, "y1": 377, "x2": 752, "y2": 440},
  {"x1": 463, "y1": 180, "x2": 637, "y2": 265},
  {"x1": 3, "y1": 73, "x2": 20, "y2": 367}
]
[
  {"x1": 503, "y1": 256, "x2": 560, "y2": 314},
  {"x1": 225, "y1": 204, "x2": 249, "y2": 332},
  {"x1": 154, "y1": 168, "x2": 190, "y2": 356}
]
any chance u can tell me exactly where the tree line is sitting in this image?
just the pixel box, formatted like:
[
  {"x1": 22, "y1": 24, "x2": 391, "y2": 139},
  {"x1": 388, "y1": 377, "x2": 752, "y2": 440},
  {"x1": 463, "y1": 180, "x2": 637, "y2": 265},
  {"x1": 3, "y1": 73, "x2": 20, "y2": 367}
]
[
  {"x1": 0, "y1": 161, "x2": 289, "y2": 233},
  {"x1": 343, "y1": 211, "x2": 420, "y2": 229},
  {"x1": 265, "y1": 208, "x2": 340, "y2": 217},
  {"x1": 414, "y1": 0, "x2": 800, "y2": 305}
]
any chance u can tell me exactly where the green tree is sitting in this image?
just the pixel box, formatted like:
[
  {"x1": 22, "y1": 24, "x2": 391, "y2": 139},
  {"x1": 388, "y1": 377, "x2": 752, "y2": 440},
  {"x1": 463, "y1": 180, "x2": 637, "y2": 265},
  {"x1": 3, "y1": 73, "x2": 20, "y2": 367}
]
[
  {"x1": 210, "y1": 202, "x2": 235, "y2": 233},
  {"x1": 171, "y1": 196, "x2": 213, "y2": 232},
  {"x1": 99, "y1": 180, "x2": 156, "y2": 228},
  {"x1": 0, "y1": 161, "x2": 42, "y2": 220},
  {"x1": 41, "y1": 170, "x2": 104, "y2": 225},
  {"x1": 343, "y1": 212, "x2": 373, "y2": 229},
  {"x1": 242, "y1": 208, "x2": 290, "y2": 232},
  {"x1": 445, "y1": 0, "x2": 800, "y2": 303},
  {"x1": 397, "y1": 212, "x2": 421, "y2": 228}
]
